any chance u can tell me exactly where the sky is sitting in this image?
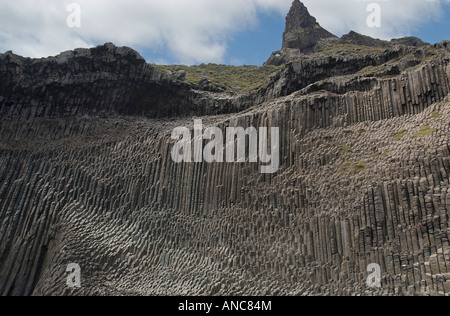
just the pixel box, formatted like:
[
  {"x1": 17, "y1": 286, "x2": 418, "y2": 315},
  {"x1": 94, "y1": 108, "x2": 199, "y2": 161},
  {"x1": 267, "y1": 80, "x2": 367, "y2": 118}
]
[{"x1": 0, "y1": 0, "x2": 449, "y2": 66}]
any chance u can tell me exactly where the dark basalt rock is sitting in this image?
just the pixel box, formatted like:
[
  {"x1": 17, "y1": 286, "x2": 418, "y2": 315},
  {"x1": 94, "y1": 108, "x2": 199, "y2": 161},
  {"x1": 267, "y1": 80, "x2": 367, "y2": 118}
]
[
  {"x1": 267, "y1": 0, "x2": 338, "y2": 65},
  {"x1": 341, "y1": 31, "x2": 388, "y2": 47},
  {"x1": 0, "y1": 0, "x2": 449, "y2": 297},
  {"x1": 0, "y1": 44, "x2": 258, "y2": 118},
  {"x1": 341, "y1": 31, "x2": 429, "y2": 48},
  {"x1": 267, "y1": 1, "x2": 432, "y2": 66},
  {"x1": 391, "y1": 36, "x2": 429, "y2": 47},
  {"x1": 283, "y1": 0, "x2": 337, "y2": 53}
]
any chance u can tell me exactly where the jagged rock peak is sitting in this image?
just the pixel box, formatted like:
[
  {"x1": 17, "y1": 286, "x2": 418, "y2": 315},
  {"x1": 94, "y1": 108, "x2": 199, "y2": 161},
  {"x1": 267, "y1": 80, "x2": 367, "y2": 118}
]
[
  {"x1": 284, "y1": 0, "x2": 319, "y2": 31},
  {"x1": 266, "y1": 1, "x2": 432, "y2": 66},
  {"x1": 282, "y1": 0, "x2": 337, "y2": 51},
  {"x1": 266, "y1": 0, "x2": 339, "y2": 65}
]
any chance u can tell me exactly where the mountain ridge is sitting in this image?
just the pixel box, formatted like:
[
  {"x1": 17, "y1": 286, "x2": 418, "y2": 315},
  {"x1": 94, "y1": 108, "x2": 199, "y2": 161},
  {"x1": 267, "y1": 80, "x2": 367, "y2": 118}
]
[{"x1": 266, "y1": 0, "x2": 429, "y2": 66}]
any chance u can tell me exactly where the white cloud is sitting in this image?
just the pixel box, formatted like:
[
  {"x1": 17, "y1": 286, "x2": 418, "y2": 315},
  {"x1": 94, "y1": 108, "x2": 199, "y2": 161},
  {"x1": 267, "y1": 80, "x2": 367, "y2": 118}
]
[
  {"x1": 0, "y1": 0, "x2": 447, "y2": 64},
  {"x1": 303, "y1": 0, "x2": 444, "y2": 40}
]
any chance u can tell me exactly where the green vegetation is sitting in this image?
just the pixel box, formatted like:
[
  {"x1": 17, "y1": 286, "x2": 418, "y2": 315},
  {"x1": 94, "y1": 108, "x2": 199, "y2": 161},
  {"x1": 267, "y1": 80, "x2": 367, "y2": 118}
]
[
  {"x1": 352, "y1": 161, "x2": 367, "y2": 173},
  {"x1": 313, "y1": 44, "x2": 386, "y2": 57},
  {"x1": 374, "y1": 150, "x2": 391, "y2": 158},
  {"x1": 355, "y1": 129, "x2": 366, "y2": 135},
  {"x1": 422, "y1": 50, "x2": 439, "y2": 62},
  {"x1": 310, "y1": 89, "x2": 330, "y2": 95},
  {"x1": 356, "y1": 56, "x2": 403, "y2": 77},
  {"x1": 426, "y1": 45, "x2": 439, "y2": 53},
  {"x1": 358, "y1": 65, "x2": 383, "y2": 76},
  {"x1": 151, "y1": 63, "x2": 284, "y2": 93},
  {"x1": 339, "y1": 161, "x2": 367, "y2": 176},
  {"x1": 394, "y1": 129, "x2": 408, "y2": 141},
  {"x1": 382, "y1": 150, "x2": 391, "y2": 158},
  {"x1": 338, "y1": 145, "x2": 354, "y2": 155},
  {"x1": 339, "y1": 161, "x2": 353, "y2": 176},
  {"x1": 432, "y1": 112, "x2": 442, "y2": 120},
  {"x1": 414, "y1": 126, "x2": 438, "y2": 139}
]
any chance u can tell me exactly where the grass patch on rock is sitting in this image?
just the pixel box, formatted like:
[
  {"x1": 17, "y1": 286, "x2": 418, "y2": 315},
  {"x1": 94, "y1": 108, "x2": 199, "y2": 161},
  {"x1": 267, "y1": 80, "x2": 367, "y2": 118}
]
[
  {"x1": 414, "y1": 126, "x2": 438, "y2": 139},
  {"x1": 394, "y1": 129, "x2": 408, "y2": 141},
  {"x1": 352, "y1": 161, "x2": 367, "y2": 173},
  {"x1": 339, "y1": 161, "x2": 367, "y2": 176},
  {"x1": 382, "y1": 150, "x2": 391, "y2": 158},
  {"x1": 313, "y1": 44, "x2": 385, "y2": 57},
  {"x1": 337, "y1": 145, "x2": 354, "y2": 155},
  {"x1": 151, "y1": 63, "x2": 284, "y2": 94}
]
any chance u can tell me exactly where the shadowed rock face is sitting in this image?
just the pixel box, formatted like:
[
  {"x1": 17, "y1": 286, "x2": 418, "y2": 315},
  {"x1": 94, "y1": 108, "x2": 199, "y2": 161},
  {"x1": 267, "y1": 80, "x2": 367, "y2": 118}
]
[
  {"x1": 341, "y1": 31, "x2": 388, "y2": 48},
  {"x1": 341, "y1": 31, "x2": 428, "y2": 48},
  {"x1": 0, "y1": 3, "x2": 450, "y2": 297},
  {"x1": 0, "y1": 44, "x2": 240, "y2": 119},
  {"x1": 283, "y1": 0, "x2": 337, "y2": 53}
]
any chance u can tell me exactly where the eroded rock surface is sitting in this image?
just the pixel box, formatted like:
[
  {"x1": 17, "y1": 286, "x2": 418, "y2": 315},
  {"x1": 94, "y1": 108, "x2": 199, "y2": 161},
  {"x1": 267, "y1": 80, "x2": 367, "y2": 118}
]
[
  {"x1": 0, "y1": 1, "x2": 449, "y2": 297},
  {"x1": 266, "y1": 1, "x2": 430, "y2": 66}
]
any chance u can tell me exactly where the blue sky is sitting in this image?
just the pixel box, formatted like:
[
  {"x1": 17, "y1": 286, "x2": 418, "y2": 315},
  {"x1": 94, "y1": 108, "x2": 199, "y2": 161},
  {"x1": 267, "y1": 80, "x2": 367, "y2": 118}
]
[
  {"x1": 196, "y1": 11, "x2": 286, "y2": 66},
  {"x1": 144, "y1": 1, "x2": 450, "y2": 66},
  {"x1": 0, "y1": 0, "x2": 449, "y2": 66},
  {"x1": 142, "y1": 10, "x2": 287, "y2": 66},
  {"x1": 410, "y1": 3, "x2": 450, "y2": 46}
]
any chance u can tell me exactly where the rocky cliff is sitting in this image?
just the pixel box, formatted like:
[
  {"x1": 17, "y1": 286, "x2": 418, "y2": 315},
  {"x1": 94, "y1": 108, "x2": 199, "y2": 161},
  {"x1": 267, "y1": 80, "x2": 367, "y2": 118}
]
[
  {"x1": 0, "y1": 1, "x2": 449, "y2": 296},
  {"x1": 266, "y1": 0, "x2": 429, "y2": 66},
  {"x1": 282, "y1": 0, "x2": 338, "y2": 54}
]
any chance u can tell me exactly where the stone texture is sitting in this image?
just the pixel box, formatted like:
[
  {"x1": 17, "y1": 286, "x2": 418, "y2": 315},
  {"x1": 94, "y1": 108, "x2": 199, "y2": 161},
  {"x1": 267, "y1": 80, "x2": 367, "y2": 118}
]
[
  {"x1": 0, "y1": 43, "x2": 256, "y2": 119},
  {"x1": 341, "y1": 32, "x2": 428, "y2": 49},
  {"x1": 0, "y1": 2, "x2": 449, "y2": 297},
  {"x1": 0, "y1": 94, "x2": 449, "y2": 296},
  {"x1": 282, "y1": 0, "x2": 337, "y2": 54},
  {"x1": 341, "y1": 31, "x2": 388, "y2": 48},
  {"x1": 266, "y1": 1, "x2": 430, "y2": 66}
]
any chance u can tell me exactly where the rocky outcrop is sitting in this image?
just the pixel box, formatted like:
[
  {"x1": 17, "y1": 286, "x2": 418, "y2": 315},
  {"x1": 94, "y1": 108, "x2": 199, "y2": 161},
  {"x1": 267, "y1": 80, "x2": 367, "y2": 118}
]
[
  {"x1": 266, "y1": 1, "x2": 430, "y2": 66},
  {"x1": 264, "y1": 43, "x2": 450, "y2": 108},
  {"x1": 282, "y1": 0, "x2": 337, "y2": 54},
  {"x1": 341, "y1": 31, "x2": 388, "y2": 47},
  {"x1": 341, "y1": 31, "x2": 428, "y2": 48},
  {"x1": 391, "y1": 37, "x2": 429, "y2": 47},
  {"x1": 0, "y1": 43, "x2": 181, "y2": 118},
  {"x1": 0, "y1": 43, "x2": 258, "y2": 119},
  {"x1": 266, "y1": 0, "x2": 338, "y2": 66}
]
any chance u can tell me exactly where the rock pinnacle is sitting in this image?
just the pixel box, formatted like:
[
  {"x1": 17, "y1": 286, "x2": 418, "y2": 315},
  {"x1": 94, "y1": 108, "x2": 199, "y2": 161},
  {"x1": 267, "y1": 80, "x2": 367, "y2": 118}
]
[{"x1": 282, "y1": 0, "x2": 337, "y2": 53}]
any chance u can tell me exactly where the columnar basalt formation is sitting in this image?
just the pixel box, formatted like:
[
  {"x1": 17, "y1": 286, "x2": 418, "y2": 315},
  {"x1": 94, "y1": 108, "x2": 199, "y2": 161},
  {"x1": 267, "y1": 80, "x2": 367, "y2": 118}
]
[{"x1": 0, "y1": 1, "x2": 449, "y2": 296}]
